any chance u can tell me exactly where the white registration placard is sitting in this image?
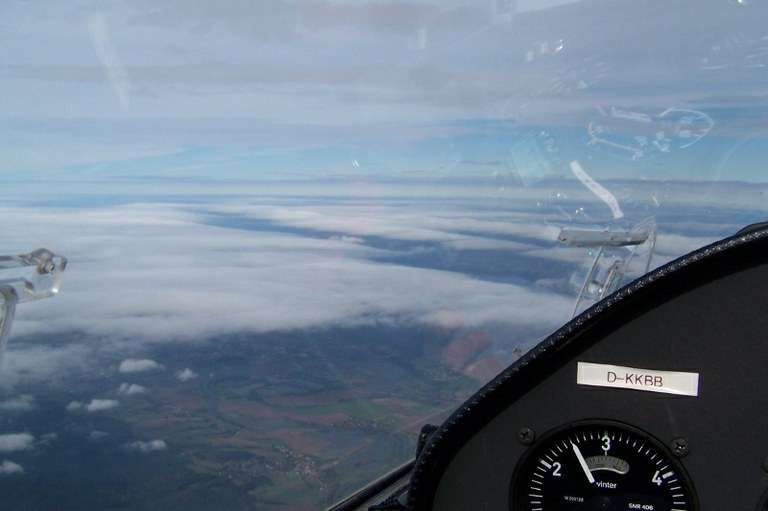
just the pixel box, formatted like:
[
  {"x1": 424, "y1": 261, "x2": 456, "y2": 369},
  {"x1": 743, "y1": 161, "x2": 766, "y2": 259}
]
[{"x1": 577, "y1": 362, "x2": 699, "y2": 396}]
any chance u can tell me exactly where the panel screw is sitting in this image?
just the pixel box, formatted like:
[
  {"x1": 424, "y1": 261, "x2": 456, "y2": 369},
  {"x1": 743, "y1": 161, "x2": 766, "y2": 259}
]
[
  {"x1": 518, "y1": 426, "x2": 536, "y2": 445},
  {"x1": 670, "y1": 437, "x2": 689, "y2": 457}
]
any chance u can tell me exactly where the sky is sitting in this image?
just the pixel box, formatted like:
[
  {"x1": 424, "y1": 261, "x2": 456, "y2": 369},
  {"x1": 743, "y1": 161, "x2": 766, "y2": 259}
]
[
  {"x1": 0, "y1": 0, "x2": 765, "y2": 383},
  {"x1": 1, "y1": 0, "x2": 767, "y2": 181}
]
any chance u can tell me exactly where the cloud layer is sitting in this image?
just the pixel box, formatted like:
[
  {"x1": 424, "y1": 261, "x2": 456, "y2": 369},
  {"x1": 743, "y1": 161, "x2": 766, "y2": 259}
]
[{"x1": 0, "y1": 172, "x2": 756, "y2": 389}]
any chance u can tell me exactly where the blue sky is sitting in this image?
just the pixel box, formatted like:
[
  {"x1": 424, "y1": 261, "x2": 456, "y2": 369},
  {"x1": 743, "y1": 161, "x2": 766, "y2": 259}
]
[{"x1": 2, "y1": 0, "x2": 767, "y2": 183}]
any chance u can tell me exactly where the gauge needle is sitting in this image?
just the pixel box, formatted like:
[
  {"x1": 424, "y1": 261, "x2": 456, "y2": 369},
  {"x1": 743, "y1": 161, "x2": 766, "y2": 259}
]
[{"x1": 571, "y1": 442, "x2": 595, "y2": 484}]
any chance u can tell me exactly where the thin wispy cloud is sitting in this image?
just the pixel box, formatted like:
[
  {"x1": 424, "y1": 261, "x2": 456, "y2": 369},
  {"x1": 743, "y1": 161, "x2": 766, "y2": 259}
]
[
  {"x1": 87, "y1": 13, "x2": 130, "y2": 111},
  {"x1": 89, "y1": 431, "x2": 109, "y2": 441},
  {"x1": 0, "y1": 395, "x2": 36, "y2": 412},
  {"x1": 176, "y1": 369, "x2": 198, "y2": 382}
]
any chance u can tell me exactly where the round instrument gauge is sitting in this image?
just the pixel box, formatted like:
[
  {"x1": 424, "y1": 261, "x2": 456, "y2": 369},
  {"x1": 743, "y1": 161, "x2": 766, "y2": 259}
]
[{"x1": 510, "y1": 421, "x2": 697, "y2": 510}]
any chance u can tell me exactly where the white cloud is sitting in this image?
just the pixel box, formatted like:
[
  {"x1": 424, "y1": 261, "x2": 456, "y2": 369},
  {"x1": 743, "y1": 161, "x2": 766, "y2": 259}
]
[
  {"x1": 0, "y1": 181, "x2": 757, "y2": 388},
  {"x1": 118, "y1": 383, "x2": 149, "y2": 395},
  {"x1": 0, "y1": 395, "x2": 36, "y2": 412},
  {"x1": 119, "y1": 359, "x2": 164, "y2": 373},
  {"x1": 66, "y1": 401, "x2": 83, "y2": 412},
  {"x1": 85, "y1": 399, "x2": 120, "y2": 412},
  {"x1": 39, "y1": 433, "x2": 57, "y2": 445},
  {"x1": 654, "y1": 233, "x2": 721, "y2": 261},
  {"x1": 122, "y1": 439, "x2": 167, "y2": 453},
  {"x1": 6, "y1": 193, "x2": 747, "y2": 320},
  {"x1": 0, "y1": 342, "x2": 95, "y2": 389},
  {"x1": 0, "y1": 460, "x2": 24, "y2": 475},
  {"x1": 219, "y1": 203, "x2": 557, "y2": 245},
  {"x1": 89, "y1": 431, "x2": 109, "y2": 441},
  {"x1": 5, "y1": 202, "x2": 578, "y2": 348},
  {"x1": 0, "y1": 433, "x2": 34, "y2": 453},
  {"x1": 0, "y1": 201, "x2": 570, "y2": 385},
  {"x1": 175, "y1": 368, "x2": 198, "y2": 382}
]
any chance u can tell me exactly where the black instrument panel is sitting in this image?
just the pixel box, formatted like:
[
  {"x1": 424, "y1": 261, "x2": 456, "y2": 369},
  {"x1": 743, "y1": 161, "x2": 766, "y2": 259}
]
[{"x1": 406, "y1": 226, "x2": 768, "y2": 510}]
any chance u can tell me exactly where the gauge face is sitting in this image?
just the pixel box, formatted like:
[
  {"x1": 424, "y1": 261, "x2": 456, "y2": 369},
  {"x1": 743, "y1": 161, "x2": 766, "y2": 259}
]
[{"x1": 510, "y1": 421, "x2": 697, "y2": 511}]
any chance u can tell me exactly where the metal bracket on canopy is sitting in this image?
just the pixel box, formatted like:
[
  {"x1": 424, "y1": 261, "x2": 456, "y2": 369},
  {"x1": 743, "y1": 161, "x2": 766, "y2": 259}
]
[
  {"x1": 559, "y1": 219, "x2": 656, "y2": 317},
  {"x1": 0, "y1": 249, "x2": 67, "y2": 367}
]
